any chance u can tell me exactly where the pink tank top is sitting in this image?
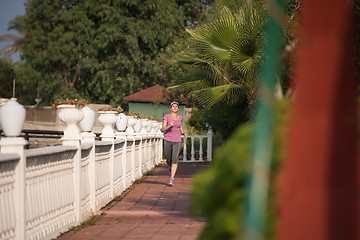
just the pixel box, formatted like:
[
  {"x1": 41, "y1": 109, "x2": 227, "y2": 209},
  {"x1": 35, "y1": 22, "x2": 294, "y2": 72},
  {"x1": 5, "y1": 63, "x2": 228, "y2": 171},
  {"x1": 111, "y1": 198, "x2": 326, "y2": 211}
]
[{"x1": 163, "y1": 114, "x2": 183, "y2": 142}]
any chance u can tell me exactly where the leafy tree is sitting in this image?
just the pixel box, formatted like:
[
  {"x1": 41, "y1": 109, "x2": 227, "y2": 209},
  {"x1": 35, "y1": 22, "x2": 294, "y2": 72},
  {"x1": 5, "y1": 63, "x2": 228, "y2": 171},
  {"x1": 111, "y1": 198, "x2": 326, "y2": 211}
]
[
  {"x1": 187, "y1": 98, "x2": 249, "y2": 141},
  {"x1": 22, "y1": 0, "x2": 98, "y2": 103},
  {"x1": 20, "y1": 0, "x2": 206, "y2": 105},
  {"x1": 0, "y1": 59, "x2": 35, "y2": 104},
  {"x1": 176, "y1": 0, "x2": 214, "y2": 26},
  {"x1": 16, "y1": 61, "x2": 51, "y2": 104},
  {"x1": 81, "y1": 0, "x2": 186, "y2": 105},
  {"x1": 0, "y1": 59, "x2": 16, "y2": 98},
  {"x1": 206, "y1": 0, "x2": 259, "y2": 20}
]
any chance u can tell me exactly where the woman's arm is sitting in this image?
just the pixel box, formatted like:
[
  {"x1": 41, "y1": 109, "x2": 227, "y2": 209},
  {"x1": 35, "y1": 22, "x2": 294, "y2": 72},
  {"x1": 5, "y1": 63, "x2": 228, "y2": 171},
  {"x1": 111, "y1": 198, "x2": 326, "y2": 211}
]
[
  {"x1": 180, "y1": 125, "x2": 187, "y2": 139},
  {"x1": 162, "y1": 119, "x2": 173, "y2": 132}
]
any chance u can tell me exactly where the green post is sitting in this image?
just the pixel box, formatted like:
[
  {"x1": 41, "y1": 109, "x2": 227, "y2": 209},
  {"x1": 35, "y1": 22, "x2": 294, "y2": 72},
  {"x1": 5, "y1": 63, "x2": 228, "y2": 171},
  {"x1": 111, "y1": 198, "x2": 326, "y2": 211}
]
[{"x1": 245, "y1": 0, "x2": 285, "y2": 239}]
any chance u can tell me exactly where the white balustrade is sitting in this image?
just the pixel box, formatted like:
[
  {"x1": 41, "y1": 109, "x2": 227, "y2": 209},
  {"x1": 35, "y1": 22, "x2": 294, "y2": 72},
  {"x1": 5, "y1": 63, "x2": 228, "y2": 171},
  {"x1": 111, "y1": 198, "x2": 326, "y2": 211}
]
[
  {"x1": 0, "y1": 103, "x2": 164, "y2": 240},
  {"x1": 25, "y1": 145, "x2": 78, "y2": 239},
  {"x1": 180, "y1": 128, "x2": 213, "y2": 162},
  {"x1": 0, "y1": 101, "x2": 211, "y2": 239}
]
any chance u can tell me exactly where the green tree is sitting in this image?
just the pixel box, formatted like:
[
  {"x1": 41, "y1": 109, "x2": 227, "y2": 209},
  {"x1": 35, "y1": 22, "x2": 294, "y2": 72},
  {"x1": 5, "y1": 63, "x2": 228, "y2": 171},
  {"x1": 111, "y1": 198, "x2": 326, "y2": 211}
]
[
  {"x1": 22, "y1": 0, "x2": 98, "y2": 103},
  {"x1": 0, "y1": 59, "x2": 34, "y2": 104},
  {"x1": 0, "y1": 59, "x2": 16, "y2": 98},
  {"x1": 81, "y1": 0, "x2": 186, "y2": 105},
  {"x1": 20, "y1": 0, "x2": 207, "y2": 105}
]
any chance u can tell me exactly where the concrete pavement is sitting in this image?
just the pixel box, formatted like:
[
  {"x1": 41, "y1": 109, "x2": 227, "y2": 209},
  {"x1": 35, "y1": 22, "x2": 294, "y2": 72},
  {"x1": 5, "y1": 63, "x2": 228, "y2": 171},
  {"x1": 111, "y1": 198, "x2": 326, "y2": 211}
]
[{"x1": 57, "y1": 162, "x2": 209, "y2": 240}]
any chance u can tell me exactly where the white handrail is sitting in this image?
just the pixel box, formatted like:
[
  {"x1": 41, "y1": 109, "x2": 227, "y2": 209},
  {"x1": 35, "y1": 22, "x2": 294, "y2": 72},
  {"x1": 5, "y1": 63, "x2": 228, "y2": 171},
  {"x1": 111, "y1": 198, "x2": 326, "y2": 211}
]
[
  {"x1": 0, "y1": 102, "x2": 212, "y2": 239},
  {"x1": 180, "y1": 128, "x2": 213, "y2": 162},
  {"x1": 0, "y1": 118, "x2": 164, "y2": 240}
]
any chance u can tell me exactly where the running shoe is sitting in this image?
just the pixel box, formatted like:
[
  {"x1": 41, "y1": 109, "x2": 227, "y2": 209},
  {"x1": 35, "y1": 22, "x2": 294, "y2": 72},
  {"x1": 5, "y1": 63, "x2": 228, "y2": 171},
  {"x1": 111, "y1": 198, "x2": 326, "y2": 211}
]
[
  {"x1": 168, "y1": 178, "x2": 174, "y2": 186},
  {"x1": 168, "y1": 167, "x2": 171, "y2": 175}
]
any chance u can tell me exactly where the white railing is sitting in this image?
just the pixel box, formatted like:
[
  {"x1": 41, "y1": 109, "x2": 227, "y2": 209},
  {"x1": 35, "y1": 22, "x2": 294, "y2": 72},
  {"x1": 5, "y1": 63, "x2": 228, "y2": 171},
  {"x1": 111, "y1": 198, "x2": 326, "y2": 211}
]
[
  {"x1": 180, "y1": 128, "x2": 213, "y2": 162},
  {"x1": 0, "y1": 133, "x2": 162, "y2": 240},
  {"x1": 0, "y1": 101, "x2": 212, "y2": 240},
  {"x1": 0, "y1": 104, "x2": 163, "y2": 240}
]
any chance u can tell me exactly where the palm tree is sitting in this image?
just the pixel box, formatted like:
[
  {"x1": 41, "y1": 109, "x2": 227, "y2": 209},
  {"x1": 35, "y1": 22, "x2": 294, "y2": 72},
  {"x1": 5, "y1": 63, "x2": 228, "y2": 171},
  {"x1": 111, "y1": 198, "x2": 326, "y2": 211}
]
[
  {"x1": 0, "y1": 15, "x2": 25, "y2": 59},
  {"x1": 171, "y1": 2, "x2": 264, "y2": 114}
]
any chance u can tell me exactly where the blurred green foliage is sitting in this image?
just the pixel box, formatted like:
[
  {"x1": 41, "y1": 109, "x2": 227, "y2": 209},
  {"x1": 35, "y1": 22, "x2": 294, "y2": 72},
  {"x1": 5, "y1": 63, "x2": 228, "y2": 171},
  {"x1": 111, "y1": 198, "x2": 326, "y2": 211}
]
[
  {"x1": 187, "y1": 98, "x2": 249, "y2": 141},
  {"x1": 191, "y1": 100, "x2": 290, "y2": 239}
]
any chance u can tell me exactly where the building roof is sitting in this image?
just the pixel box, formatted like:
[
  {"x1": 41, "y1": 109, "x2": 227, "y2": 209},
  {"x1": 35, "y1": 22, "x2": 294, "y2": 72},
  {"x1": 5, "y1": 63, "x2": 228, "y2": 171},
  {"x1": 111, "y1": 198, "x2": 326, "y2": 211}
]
[{"x1": 123, "y1": 84, "x2": 185, "y2": 104}]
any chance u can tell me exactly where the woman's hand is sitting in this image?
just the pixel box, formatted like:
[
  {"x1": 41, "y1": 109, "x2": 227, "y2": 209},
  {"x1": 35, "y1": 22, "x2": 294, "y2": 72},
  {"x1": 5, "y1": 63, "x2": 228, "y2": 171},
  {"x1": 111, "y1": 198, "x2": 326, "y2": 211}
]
[{"x1": 162, "y1": 119, "x2": 174, "y2": 132}]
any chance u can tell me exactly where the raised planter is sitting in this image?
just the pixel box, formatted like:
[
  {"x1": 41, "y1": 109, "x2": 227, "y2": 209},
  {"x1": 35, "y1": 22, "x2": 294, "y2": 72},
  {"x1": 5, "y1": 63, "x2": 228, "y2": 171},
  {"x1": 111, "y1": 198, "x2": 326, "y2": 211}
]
[
  {"x1": 58, "y1": 104, "x2": 84, "y2": 140},
  {"x1": 98, "y1": 111, "x2": 118, "y2": 137}
]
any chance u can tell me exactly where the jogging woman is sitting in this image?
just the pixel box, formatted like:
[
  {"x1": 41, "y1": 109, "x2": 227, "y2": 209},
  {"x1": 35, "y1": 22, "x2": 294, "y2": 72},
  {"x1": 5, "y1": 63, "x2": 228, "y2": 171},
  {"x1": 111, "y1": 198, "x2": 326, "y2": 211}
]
[{"x1": 162, "y1": 101, "x2": 187, "y2": 186}]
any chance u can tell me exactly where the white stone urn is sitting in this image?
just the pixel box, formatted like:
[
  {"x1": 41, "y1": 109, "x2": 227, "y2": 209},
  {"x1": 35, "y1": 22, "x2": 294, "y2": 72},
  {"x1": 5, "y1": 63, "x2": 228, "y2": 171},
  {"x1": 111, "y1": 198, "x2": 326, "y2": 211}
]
[
  {"x1": 98, "y1": 111, "x2": 118, "y2": 137},
  {"x1": 115, "y1": 113, "x2": 128, "y2": 132},
  {"x1": 79, "y1": 106, "x2": 95, "y2": 132},
  {"x1": 133, "y1": 118, "x2": 143, "y2": 133},
  {"x1": 146, "y1": 120, "x2": 153, "y2": 132},
  {"x1": 151, "y1": 120, "x2": 158, "y2": 133},
  {"x1": 0, "y1": 99, "x2": 26, "y2": 137},
  {"x1": 125, "y1": 116, "x2": 137, "y2": 135},
  {"x1": 58, "y1": 104, "x2": 84, "y2": 139},
  {"x1": 158, "y1": 122, "x2": 163, "y2": 133},
  {"x1": 140, "y1": 119, "x2": 149, "y2": 134}
]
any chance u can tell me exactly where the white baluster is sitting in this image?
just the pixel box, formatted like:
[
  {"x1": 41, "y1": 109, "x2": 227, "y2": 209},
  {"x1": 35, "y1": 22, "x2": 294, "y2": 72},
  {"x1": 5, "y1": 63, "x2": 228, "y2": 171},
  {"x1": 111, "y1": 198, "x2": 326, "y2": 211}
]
[
  {"x1": 207, "y1": 127, "x2": 213, "y2": 161},
  {"x1": 81, "y1": 132, "x2": 96, "y2": 213},
  {"x1": 199, "y1": 137, "x2": 203, "y2": 161},
  {"x1": 191, "y1": 136, "x2": 195, "y2": 161},
  {"x1": 183, "y1": 136, "x2": 187, "y2": 161}
]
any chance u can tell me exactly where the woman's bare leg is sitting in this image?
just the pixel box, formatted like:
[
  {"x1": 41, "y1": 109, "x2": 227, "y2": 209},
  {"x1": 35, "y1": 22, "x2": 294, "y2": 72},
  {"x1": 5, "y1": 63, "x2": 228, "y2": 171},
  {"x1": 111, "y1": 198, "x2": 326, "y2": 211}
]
[{"x1": 171, "y1": 164, "x2": 178, "y2": 179}]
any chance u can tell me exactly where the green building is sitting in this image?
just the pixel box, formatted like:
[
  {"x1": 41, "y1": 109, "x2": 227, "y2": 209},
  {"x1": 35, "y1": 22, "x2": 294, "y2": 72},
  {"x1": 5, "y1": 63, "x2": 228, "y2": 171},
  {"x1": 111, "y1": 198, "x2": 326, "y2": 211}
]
[{"x1": 123, "y1": 84, "x2": 186, "y2": 121}]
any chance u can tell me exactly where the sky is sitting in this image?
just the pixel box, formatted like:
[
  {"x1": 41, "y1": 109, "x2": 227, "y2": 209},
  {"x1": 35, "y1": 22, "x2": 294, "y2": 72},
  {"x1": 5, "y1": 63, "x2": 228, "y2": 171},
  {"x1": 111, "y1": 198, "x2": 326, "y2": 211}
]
[{"x1": 0, "y1": 0, "x2": 26, "y2": 62}]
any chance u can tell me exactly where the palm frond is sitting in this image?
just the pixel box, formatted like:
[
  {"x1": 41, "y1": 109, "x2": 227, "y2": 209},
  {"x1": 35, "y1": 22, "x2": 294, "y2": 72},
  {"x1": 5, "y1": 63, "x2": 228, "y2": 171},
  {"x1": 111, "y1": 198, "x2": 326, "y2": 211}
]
[
  {"x1": 230, "y1": 38, "x2": 261, "y2": 79},
  {"x1": 0, "y1": 45, "x2": 18, "y2": 58},
  {"x1": 0, "y1": 34, "x2": 21, "y2": 42},
  {"x1": 185, "y1": 7, "x2": 239, "y2": 64},
  {"x1": 8, "y1": 15, "x2": 25, "y2": 35},
  {"x1": 193, "y1": 83, "x2": 249, "y2": 108},
  {"x1": 187, "y1": 7, "x2": 237, "y2": 50},
  {"x1": 177, "y1": 52, "x2": 230, "y2": 85},
  {"x1": 169, "y1": 79, "x2": 212, "y2": 93}
]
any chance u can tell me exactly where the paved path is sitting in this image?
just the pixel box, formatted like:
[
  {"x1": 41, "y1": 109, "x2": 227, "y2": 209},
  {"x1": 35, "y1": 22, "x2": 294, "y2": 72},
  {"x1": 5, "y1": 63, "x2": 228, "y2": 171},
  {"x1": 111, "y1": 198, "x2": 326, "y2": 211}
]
[{"x1": 57, "y1": 162, "x2": 209, "y2": 240}]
